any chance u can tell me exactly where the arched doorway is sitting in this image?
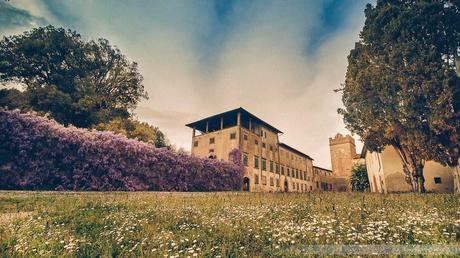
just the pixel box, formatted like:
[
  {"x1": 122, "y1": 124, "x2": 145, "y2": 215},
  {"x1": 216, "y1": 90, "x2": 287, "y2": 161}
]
[
  {"x1": 284, "y1": 180, "x2": 289, "y2": 192},
  {"x1": 243, "y1": 177, "x2": 250, "y2": 191}
]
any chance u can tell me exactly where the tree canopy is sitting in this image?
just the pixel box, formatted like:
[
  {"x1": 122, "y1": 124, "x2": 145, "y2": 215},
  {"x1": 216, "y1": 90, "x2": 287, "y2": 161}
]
[
  {"x1": 0, "y1": 25, "x2": 147, "y2": 127},
  {"x1": 94, "y1": 117, "x2": 170, "y2": 148},
  {"x1": 339, "y1": 0, "x2": 460, "y2": 192}
]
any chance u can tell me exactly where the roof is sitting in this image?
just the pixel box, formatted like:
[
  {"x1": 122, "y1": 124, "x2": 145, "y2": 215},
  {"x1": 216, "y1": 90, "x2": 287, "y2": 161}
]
[
  {"x1": 279, "y1": 143, "x2": 314, "y2": 160},
  {"x1": 313, "y1": 166, "x2": 332, "y2": 172},
  {"x1": 185, "y1": 107, "x2": 283, "y2": 134}
]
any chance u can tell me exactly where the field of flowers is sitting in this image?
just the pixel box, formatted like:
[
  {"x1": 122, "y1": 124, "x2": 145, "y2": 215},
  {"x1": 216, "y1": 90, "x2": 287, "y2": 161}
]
[{"x1": 0, "y1": 191, "x2": 459, "y2": 257}]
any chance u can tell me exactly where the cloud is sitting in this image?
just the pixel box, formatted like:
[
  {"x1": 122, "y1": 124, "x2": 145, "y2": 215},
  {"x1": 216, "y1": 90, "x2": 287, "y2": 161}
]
[
  {"x1": 0, "y1": 2, "x2": 49, "y2": 36},
  {"x1": 1, "y1": 0, "x2": 367, "y2": 168}
]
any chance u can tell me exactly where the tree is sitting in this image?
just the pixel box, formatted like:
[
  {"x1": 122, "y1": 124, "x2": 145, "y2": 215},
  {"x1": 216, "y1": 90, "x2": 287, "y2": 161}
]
[
  {"x1": 0, "y1": 25, "x2": 147, "y2": 127},
  {"x1": 0, "y1": 88, "x2": 28, "y2": 110},
  {"x1": 350, "y1": 164, "x2": 369, "y2": 191},
  {"x1": 338, "y1": 0, "x2": 460, "y2": 192},
  {"x1": 94, "y1": 117, "x2": 170, "y2": 148}
]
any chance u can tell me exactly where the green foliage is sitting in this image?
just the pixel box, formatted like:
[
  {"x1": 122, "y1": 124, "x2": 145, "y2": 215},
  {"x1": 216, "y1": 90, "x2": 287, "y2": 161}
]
[
  {"x1": 0, "y1": 88, "x2": 27, "y2": 110},
  {"x1": 94, "y1": 117, "x2": 170, "y2": 148},
  {"x1": 350, "y1": 163, "x2": 369, "y2": 192},
  {"x1": 339, "y1": 0, "x2": 460, "y2": 192},
  {"x1": 0, "y1": 25, "x2": 147, "y2": 127}
]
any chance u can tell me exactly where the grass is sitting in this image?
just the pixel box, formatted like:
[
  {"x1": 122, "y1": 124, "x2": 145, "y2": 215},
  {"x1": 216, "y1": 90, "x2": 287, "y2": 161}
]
[{"x1": 0, "y1": 191, "x2": 459, "y2": 257}]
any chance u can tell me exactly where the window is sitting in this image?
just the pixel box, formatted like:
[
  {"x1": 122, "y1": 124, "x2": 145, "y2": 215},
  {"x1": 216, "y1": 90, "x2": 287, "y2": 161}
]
[
  {"x1": 254, "y1": 156, "x2": 259, "y2": 169},
  {"x1": 255, "y1": 175, "x2": 259, "y2": 184},
  {"x1": 287, "y1": 168, "x2": 290, "y2": 177},
  {"x1": 262, "y1": 159, "x2": 267, "y2": 171},
  {"x1": 276, "y1": 179, "x2": 280, "y2": 187},
  {"x1": 230, "y1": 133, "x2": 236, "y2": 139},
  {"x1": 262, "y1": 143, "x2": 266, "y2": 148},
  {"x1": 193, "y1": 141, "x2": 198, "y2": 147},
  {"x1": 209, "y1": 138, "x2": 215, "y2": 144},
  {"x1": 264, "y1": 131, "x2": 267, "y2": 138},
  {"x1": 269, "y1": 145, "x2": 273, "y2": 151},
  {"x1": 297, "y1": 183, "x2": 299, "y2": 190},
  {"x1": 276, "y1": 164, "x2": 279, "y2": 174},
  {"x1": 270, "y1": 161, "x2": 274, "y2": 172},
  {"x1": 262, "y1": 176, "x2": 267, "y2": 185},
  {"x1": 243, "y1": 134, "x2": 248, "y2": 141},
  {"x1": 243, "y1": 153, "x2": 248, "y2": 166},
  {"x1": 310, "y1": 186, "x2": 313, "y2": 191},
  {"x1": 434, "y1": 177, "x2": 442, "y2": 184},
  {"x1": 255, "y1": 139, "x2": 258, "y2": 146},
  {"x1": 270, "y1": 177, "x2": 274, "y2": 186},
  {"x1": 316, "y1": 182, "x2": 319, "y2": 188},
  {"x1": 281, "y1": 166, "x2": 285, "y2": 175},
  {"x1": 292, "y1": 182, "x2": 296, "y2": 190}
]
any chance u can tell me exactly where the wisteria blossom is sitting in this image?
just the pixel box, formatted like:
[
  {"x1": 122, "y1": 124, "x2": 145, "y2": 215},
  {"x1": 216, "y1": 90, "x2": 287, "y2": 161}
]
[{"x1": 0, "y1": 110, "x2": 244, "y2": 191}]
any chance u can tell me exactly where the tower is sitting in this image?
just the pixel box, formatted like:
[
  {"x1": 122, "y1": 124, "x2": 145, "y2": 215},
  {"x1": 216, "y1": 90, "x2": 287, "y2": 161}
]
[{"x1": 329, "y1": 133, "x2": 357, "y2": 191}]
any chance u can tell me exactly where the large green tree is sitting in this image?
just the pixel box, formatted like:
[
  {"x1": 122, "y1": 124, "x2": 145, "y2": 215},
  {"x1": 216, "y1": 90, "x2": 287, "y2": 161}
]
[
  {"x1": 0, "y1": 25, "x2": 147, "y2": 127},
  {"x1": 339, "y1": 0, "x2": 460, "y2": 192},
  {"x1": 94, "y1": 117, "x2": 170, "y2": 148}
]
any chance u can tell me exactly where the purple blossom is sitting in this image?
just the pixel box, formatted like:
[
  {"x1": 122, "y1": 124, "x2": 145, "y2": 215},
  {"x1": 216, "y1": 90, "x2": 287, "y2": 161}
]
[{"x1": 0, "y1": 110, "x2": 244, "y2": 191}]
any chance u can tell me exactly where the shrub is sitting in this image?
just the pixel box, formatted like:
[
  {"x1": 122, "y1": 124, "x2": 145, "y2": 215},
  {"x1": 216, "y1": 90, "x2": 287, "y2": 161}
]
[
  {"x1": 350, "y1": 163, "x2": 370, "y2": 191},
  {"x1": 0, "y1": 110, "x2": 244, "y2": 191}
]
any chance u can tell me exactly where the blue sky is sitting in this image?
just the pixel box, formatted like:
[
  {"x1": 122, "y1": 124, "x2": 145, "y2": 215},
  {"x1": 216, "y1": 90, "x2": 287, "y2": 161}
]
[{"x1": 0, "y1": 0, "x2": 369, "y2": 167}]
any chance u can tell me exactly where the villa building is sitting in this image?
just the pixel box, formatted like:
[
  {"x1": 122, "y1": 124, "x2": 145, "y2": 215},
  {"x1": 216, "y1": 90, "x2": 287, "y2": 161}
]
[
  {"x1": 186, "y1": 107, "x2": 330, "y2": 192},
  {"x1": 363, "y1": 145, "x2": 455, "y2": 193},
  {"x1": 313, "y1": 166, "x2": 334, "y2": 191}
]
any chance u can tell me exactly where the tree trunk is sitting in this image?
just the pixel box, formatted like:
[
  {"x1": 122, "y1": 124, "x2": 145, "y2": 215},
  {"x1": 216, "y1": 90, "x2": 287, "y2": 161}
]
[
  {"x1": 391, "y1": 139, "x2": 426, "y2": 193},
  {"x1": 414, "y1": 163, "x2": 426, "y2": 193},
  {"x1": 392, "y1": 143, "x2": 415, "y2": 191}
]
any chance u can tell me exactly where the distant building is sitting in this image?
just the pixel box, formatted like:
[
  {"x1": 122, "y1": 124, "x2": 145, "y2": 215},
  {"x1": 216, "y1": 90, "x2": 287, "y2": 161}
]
[
  {"x1": 313, "y1": 166, "x2": 334, "y2": 191},
  {"x1": 186, "y1": 107, "x2": 329, "y2": 192},
  {"x1": 329, "y1": 133, "x2": 358, "y2": 191},
  {"x1": 363, "y1": 145, "x2": 455, "y2": 193}
]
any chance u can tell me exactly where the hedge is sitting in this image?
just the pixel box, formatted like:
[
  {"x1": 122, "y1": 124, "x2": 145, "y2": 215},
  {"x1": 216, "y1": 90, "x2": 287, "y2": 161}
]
[{"x1": 0, "y1": 110, "x2": 244, "y2": 191}]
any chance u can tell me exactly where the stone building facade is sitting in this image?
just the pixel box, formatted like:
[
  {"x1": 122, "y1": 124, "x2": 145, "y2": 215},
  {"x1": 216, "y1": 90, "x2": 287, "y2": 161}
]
[
  {"x1": 363, "y1": 145, "x2": 455, "y2": 193},
  {"x1": 313, "y1": 166, "x2": 334, "y2": 191},
  {"x1": 186, "y1": 107, "x2": 330, "y2": 192},
  {"x1": 329, "y1": 134, "x2": 358, "y2": 191}
]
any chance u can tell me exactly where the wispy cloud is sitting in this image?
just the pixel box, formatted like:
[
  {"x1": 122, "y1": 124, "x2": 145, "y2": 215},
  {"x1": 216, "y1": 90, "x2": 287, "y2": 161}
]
[
  {"x1": 1, "y1": 0, "x2": 367, "y2": 167},
  {"x1": 0, "y1": 1, "x2": 48, "y2": 36}
]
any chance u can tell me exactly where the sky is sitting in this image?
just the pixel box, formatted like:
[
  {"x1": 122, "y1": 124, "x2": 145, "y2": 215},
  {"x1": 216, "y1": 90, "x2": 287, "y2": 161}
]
[{"x1": 0, "y1": 0, "x2": 369, "y2": 168}]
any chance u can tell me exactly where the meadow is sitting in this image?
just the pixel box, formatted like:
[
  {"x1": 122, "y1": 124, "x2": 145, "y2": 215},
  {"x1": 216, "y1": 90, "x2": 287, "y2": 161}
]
[{"x1": 0, "y1": 191, "x2": 459, "y2": 257}]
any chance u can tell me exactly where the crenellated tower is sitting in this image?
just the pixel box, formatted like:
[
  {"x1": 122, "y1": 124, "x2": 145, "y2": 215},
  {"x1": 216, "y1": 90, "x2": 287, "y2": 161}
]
[{"x1": 329, "y1": 133, "x2": 357, "y2": 191}]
